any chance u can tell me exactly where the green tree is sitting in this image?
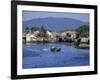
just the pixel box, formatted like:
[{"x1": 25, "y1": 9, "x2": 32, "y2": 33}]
[
  {"x1": 30, "y1": 27, "x2": 34, "y2": 33},
  {"x1": 76, "y1": 25, "x2": 89, "y2": 38},
  {"x1": 25, "y1": 27, "x2": 29, "y2": 34},
  {"x1": 40, "y1": 26, "x2": 47, "y2": 37},
  {"x1": 31, "y1": 27, "x2": 40, "y2": 32}
]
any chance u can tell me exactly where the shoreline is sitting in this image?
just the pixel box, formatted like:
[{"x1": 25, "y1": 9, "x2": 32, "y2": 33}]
[{"x1": 23, "y1": 41, "x2": 89, "y2": 49}]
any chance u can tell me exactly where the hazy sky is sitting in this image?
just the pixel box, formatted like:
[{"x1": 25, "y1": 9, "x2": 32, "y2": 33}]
[{"x1": 22, "y1": 11, "x2": 89, "y2": 22}]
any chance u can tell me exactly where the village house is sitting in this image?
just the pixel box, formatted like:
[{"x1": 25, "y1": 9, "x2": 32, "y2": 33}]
[
  {"x1": 80, "y1": 37, "x2": 89, "y2": 43},
  {"x1": 61, "y1": 30, "x2": 76, "y2": 39},
  {"x1": 25, "y1": 33, "x2": 37, "y2": 42}
]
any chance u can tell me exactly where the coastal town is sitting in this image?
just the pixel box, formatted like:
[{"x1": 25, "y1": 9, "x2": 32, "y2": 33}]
[
  {"x1": 23, "y1": 25, "x2": 89, "y2": 49},
  {"x1": 22, "y1": 11, "x2": 90, "y2": 69}
]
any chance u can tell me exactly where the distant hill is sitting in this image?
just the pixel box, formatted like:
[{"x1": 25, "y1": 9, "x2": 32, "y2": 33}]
[{"x1": 23, "y1": 17, "x2": 89, "y2": 32}]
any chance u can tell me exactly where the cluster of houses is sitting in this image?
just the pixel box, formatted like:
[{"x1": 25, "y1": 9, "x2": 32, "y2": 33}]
[
  {"x1": 23, "y1": 29, "x2": 89, "y2": 46},
  {"x1": 23, "y1": 30, "x2": 77, "y2": 43}
]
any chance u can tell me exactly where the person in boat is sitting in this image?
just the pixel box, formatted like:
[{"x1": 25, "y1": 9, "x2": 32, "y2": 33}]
[{"x1": 51, "y1": 46, "x2": 61, "y2": 52}]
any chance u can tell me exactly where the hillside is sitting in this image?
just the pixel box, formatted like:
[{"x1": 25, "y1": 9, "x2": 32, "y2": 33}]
[{"x1": 23, "y1": 17, "x2": 89, "y2": 32}]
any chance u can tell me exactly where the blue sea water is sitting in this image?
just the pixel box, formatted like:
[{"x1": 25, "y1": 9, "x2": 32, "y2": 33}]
[{"x1": 23, "y1": 43, "x2": 89, "y2": 69}]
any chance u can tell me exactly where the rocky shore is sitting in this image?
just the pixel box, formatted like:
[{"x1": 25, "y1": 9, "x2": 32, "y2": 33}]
[{"x1": 74, "y1": 43, "x2": 89, "y2": 49}]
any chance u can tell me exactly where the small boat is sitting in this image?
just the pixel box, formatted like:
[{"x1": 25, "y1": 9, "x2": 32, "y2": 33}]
[{"x1": 51, "y1": 47, "x2": 61, "y2": 52}]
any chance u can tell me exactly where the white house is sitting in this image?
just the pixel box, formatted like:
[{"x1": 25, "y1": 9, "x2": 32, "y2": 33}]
[
  {"x1": 46, "y1": 30, "x2": 52, "y2": 36},
  {"x1": 80, "y1": 37, "x2": 89, "y2": 43},
  {"x1": 26, "y1": 33, "x2": 37, "y2": 42}
]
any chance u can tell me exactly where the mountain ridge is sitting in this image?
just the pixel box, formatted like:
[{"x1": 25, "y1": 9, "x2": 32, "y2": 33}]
[{"x1": 23, "y1": 17, "x2": 89, "y2": 32}]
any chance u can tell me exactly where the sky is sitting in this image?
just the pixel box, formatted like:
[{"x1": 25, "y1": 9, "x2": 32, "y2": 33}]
[{"x1": 22, "y1": 11, "x2": 89, "y2": 22}]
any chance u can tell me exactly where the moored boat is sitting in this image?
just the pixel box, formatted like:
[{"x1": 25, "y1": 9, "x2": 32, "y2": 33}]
[{"x1": 51, "y1": 47, "x2": 61, "y2": 52}]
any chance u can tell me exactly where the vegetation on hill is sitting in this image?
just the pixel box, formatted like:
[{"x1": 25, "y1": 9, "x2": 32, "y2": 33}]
[
  {"x1": 76, "y1": 25, "x2": 89, "y2": 38},
  {"x1": 38, "y1": 26, "x2": 47, "y2": 38},
  {"x1": 58, "y1": 28, "x2": 76, "y2": 33},
  {"x1": 24, "y1": 26, "x2": 41, "y2": 33},
  {"x1": 30, "y1": 27, "x2": 40, "y2": 33},
  {"x1": 24, "y1": 26, "x2": 48, "y2": 38}
]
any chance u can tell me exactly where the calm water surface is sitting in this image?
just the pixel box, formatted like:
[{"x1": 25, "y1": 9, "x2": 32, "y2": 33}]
[{"x1": 23, "y1": 43, "x2": 89, "y2": 69}]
